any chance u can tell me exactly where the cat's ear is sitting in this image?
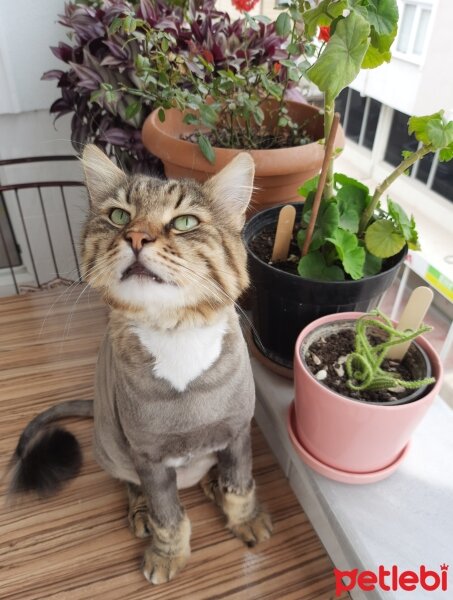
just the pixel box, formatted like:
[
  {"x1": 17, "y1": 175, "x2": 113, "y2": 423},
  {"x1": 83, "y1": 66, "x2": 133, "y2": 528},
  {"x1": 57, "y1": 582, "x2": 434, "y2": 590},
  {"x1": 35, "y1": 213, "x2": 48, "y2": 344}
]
[
  {"x1": 204, "y1": 153, "x2": 255, "y2": 229},
  {"x1": 81, "y1": 145, "x2": 126, "y2": 204}
]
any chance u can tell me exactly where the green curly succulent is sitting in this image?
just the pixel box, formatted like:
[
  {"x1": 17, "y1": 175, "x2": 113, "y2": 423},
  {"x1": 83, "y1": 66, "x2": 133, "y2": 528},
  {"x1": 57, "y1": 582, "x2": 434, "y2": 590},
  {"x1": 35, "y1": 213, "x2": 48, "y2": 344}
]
[{"x1": 345, "y1": 310, "x2": 435, "y2": 392}]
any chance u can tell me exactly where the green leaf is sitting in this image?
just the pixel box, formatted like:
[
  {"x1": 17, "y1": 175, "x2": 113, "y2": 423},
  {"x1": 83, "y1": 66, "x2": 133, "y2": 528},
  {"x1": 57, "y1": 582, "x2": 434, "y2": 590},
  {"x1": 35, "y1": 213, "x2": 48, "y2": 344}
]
[
  {"x1": 158, "y1": 108, "x2": 165, "y2": 123},
  {"x1": 426, "y1": 119, "x2": 453, "y2": 149},
  {"x1": 307, "y1": 12, "x2": 371, "y2": 103},
  {"x1": 334, "y1": 172, "x2": 369, "y2": 193},
  {"x1": 336, "y1": 185, "x2": 367, "y2": 233},
  {"x1": 275, "y1": 13, "x2": 292, "y2": 37},
  {"x1": 408, "y1": 112, "x2": 443, "y2": 146},
  {"x1": 319, "y1": 202, "x2": 340, "y2": 237},
  {"x1": 386, "y1": 199, "x2": 420, "y2": 249},
  {"x1": 365, "y1": 0, "x2": 399, "y2": 35},
  {"x1": 298, "y1": 175, "x2": 319, "y2": 199},
  {"x1": 296, "y1": 227, "x2": 324, "y2": 252},
  {"x1": 297, "y1": 251, "x2": 345, "y2": 282},
  {"x1": 198, "y1": 104, "x2": 218, "y2": 128},
  {"x1": 326, "y1": 229, "x2": 365, "y2": 280},
  {"x1": 361, "y1": 43, "x2": 391, "y2": 68},
  {"x1": 386, "y1": 199, "x2": 410, "y2": 238},
  {"x1": 125, "y1": 101, "x2": 141, "y2": 120},
  {"x1": 183, "y1": 113, "x2": 199, "y2": 126},
  {"x1": 439, "y1": 145, "x2": 453, "y2": 162},
  {"x1": 198, "y1": 134, "x2": 216, "y2": 164},
  {"x1": 365, "y1": 220, "x2": 406, "y2": 258},
  {"x1": 363, "y1": 251, "x2": 383, "y2": 276},
  {"x1": 303, "y1": 0, "x2": 348, "y2": 37}
]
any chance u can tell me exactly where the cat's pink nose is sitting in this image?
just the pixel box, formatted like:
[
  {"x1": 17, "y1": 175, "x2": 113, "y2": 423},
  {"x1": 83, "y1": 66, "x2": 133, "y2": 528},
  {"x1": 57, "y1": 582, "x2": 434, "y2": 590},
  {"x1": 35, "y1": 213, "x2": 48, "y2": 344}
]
[{"x1": 125, "y1": 231, "x2": 155, "y2": 253}]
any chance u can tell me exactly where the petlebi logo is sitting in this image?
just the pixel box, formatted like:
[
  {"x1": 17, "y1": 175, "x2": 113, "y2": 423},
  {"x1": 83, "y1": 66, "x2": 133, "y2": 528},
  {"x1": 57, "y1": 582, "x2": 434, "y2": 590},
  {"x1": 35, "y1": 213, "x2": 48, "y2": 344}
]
[{"x1": 334, "y1": 564, "x2": 449, "y2": 595}]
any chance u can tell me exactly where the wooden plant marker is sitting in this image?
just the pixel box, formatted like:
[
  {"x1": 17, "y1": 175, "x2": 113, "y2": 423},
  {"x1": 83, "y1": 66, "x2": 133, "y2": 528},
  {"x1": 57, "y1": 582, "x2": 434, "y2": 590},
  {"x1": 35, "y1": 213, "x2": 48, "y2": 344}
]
[
  {"x1": 301, "y1": 113, "x2": 340, "y2": 257},
  {"x1": 386, "y1": 286, "x2": 434, "y2": 360},
  {"x1": 271, "y1": 204, "x2": 297, "y2": 263}
]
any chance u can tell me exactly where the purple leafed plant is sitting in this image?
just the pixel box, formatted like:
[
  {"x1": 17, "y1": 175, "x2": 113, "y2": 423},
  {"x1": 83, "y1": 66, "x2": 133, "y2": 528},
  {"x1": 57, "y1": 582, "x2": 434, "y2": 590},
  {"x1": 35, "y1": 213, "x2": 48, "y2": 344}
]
[{"x1": 43, "y1": 0, "x2": 285, "y2": 172}]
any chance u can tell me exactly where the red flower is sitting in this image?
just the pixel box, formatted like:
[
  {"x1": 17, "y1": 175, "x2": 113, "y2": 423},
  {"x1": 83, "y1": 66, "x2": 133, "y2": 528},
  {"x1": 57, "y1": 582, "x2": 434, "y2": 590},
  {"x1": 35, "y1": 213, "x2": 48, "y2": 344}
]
[
  {"x1": 318, "y1": 26, "x2": 331, "y2": 42},
  {"x1": 231, "y1": 0, "x2": 259, "y2": 12},
  {"x1": 273, "y1": 62, "x2": 282, "y2": 75}
]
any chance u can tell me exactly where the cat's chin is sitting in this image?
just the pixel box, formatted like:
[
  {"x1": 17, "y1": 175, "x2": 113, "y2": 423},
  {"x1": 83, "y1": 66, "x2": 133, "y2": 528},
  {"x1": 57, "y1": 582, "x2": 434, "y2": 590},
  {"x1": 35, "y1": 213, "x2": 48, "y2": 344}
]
[{"x1": 110, "y1": 277, "x2": 189, "y2": 311}]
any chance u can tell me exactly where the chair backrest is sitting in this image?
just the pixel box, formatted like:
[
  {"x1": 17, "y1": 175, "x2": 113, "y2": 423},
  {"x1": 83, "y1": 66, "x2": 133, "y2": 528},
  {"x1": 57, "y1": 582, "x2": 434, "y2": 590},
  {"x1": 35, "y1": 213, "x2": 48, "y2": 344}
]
[{"x1": 0, "y1": 155, "x2": 86, "y2": 295}]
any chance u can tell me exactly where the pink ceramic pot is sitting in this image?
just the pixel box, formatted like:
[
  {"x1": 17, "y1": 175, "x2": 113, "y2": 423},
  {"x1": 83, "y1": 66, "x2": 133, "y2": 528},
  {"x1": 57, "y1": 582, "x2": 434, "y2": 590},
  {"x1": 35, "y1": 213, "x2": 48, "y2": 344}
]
[{"x1": 293, "y1": 312, "x2": 443, "y2": 474}]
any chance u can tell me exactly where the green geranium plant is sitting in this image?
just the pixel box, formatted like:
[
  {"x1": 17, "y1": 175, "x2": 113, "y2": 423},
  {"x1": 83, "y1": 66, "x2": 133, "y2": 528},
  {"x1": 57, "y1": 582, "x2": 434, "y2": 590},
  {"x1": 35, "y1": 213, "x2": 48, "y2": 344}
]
[{"x1": 273, "y1": 0, "x2": 453, "y2": 281}]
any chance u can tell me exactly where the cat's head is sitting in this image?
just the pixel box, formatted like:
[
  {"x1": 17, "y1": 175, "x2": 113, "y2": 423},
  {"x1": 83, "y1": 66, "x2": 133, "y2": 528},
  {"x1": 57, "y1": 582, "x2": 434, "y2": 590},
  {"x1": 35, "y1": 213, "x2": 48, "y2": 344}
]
[{"x1": 81, "y1": 145, "x2": 254, "y2": 322}]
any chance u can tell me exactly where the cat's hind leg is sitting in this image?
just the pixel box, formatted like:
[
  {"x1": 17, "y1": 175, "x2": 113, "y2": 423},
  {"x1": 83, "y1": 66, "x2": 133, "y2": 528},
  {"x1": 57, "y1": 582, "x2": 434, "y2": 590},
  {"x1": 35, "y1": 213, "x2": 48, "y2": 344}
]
[
  {"x1": 127, "y1": 482, "x2": 151, "y2": 538},
  {"x1": 200, "y1": 466, "x2": 222, "y2": 506}
]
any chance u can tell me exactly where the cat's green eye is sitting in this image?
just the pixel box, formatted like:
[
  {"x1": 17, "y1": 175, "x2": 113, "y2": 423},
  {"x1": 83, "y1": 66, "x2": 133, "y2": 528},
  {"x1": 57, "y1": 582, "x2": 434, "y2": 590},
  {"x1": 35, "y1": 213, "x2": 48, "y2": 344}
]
[
  {"x1": 172, "y1": 215, "x2": 200, "y2": 232},
  {"x1": 110, "y1": 208, "x2": 131, "y2": 226}
]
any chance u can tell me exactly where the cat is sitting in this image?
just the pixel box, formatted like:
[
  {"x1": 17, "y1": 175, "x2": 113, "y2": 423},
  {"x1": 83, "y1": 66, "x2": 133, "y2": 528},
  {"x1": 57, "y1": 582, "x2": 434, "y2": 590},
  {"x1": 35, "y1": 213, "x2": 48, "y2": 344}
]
[{"x1": 7, "y1": 145, "x2": 272, "y2": 585}]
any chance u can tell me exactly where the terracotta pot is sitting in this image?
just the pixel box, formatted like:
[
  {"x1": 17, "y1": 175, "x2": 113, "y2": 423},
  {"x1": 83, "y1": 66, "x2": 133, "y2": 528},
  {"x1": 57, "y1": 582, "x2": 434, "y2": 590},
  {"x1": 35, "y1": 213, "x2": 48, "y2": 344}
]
[
  {"x1": 141, "y1": 100, "x2": 345, "y2": 215},
  {"x1": 293, "y1": 312, "x2": 443, "y2": 478}
]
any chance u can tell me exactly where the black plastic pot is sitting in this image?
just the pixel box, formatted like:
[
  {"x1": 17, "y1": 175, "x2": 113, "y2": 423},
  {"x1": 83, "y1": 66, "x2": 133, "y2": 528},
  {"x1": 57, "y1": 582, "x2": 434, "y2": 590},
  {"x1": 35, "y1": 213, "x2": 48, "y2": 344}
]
[{"x1": 244, "y1": 203, "x2": 407, "y2": 369}]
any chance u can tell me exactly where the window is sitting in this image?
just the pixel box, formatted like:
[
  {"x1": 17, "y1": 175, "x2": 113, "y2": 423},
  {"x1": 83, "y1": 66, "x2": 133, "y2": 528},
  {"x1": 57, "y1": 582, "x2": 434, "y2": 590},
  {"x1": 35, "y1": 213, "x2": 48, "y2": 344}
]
[
  {"x1": 384, "y1": 109, "x2": 417, "y2": 168},
  {"x1": 338, "y1": 88, "x2": 382, "y2": 150},
  {"x1": 395, "y1": 1, "x2": 432, "y2": 59}
]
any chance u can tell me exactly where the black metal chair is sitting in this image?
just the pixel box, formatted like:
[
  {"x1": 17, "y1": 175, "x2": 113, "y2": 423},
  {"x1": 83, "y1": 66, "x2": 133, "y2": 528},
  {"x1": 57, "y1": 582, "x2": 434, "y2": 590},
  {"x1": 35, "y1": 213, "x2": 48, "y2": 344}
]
[{"x1": 0, "y1": 156, "x2": 86, "y2": 295}]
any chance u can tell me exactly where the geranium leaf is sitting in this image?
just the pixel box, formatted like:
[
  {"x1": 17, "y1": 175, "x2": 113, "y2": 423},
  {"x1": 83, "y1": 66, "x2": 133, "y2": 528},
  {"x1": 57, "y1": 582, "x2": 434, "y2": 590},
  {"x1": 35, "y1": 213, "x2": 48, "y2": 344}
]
[
  {"x1": 326, "y1": 229, "x2": 365, "y2": 280},
  {"x1": 439, "y1": 144, "x2": 453, "y2": 162},
  {"x1": 303, "y1": 0, "x2": 348, "y2": 37},
  {"x1": 408, "y1": 112, "x2": 443, "y2": 146},
  {"x1": 297, "y1": 251, "x2": 345, "y2": 282},
  {"x1": 363, "y1": 251, "x2": 383, "y2": 276},
  {"x1": 336, "y1": 185, "x2": 367, "y2": 233},
  {"x1": 364, "y1": 0, "x2": 399, "y2": 36},
  {"x1": 298, "y1": 175, "x2": 319, "y2": 199},
  {"x1": 365, "y1": 220, "x2": 406, "y2": 258},
  {"x1": 307, "y1": 12, "x2": 370, "y2": 103}
]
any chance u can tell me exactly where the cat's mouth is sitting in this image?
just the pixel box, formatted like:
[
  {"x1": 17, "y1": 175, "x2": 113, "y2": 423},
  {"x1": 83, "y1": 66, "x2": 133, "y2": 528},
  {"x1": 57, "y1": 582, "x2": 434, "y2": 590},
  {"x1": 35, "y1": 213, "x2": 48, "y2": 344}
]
[{"x1": 121, "y1": 261, "x2": 165, "y2": 283}]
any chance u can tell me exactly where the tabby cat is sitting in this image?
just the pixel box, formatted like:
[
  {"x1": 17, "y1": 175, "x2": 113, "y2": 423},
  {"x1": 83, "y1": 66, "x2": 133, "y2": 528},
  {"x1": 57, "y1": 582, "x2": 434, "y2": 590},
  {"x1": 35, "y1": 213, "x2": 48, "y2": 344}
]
[{"x1": 8, "y1": 145, "x2": 272, "y2": 584}]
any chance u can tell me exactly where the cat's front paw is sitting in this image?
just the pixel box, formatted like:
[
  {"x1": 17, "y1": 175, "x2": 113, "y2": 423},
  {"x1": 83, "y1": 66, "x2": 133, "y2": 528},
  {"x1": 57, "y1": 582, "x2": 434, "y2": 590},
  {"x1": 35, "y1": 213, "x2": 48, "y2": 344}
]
[
  {"x1": 230, "y1": 508, "x2": 273, "y2": 547},
  {"x1": 142, "y1": 546, "x2": 190, "y2": 584}
]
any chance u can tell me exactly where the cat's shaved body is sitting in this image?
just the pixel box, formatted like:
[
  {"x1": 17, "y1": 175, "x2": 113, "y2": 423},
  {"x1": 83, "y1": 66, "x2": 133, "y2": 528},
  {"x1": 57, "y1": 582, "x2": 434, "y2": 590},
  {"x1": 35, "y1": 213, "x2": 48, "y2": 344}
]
[{"x1": 8, "y1": 146, "x2": 271, "y2": 585}]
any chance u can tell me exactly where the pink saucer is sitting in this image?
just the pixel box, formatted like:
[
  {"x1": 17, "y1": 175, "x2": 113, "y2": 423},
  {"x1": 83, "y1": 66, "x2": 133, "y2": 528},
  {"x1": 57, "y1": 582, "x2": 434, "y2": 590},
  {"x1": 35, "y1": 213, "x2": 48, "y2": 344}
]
[{"x1": 287, "y1": 402, "x2": 411, "y2": 484}]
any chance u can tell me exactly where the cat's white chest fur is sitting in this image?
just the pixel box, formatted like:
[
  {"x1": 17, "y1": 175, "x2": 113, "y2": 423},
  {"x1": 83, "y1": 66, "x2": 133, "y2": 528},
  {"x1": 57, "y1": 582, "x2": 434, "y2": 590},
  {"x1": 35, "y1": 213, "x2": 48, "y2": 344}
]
[{"x1": 134, "y1": 315, "x2": 228, "y2": 392}]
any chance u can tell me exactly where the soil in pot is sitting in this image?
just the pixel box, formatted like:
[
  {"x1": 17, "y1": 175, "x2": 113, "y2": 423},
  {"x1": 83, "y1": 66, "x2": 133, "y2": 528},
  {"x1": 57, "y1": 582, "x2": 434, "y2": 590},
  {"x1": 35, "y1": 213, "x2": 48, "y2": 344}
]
[
  {"x1": 304, "y1": 328, "x2": 429, "y2": 404},
  {"x1": 248, "y1": 223, "x2": 398, "y2": 278}
]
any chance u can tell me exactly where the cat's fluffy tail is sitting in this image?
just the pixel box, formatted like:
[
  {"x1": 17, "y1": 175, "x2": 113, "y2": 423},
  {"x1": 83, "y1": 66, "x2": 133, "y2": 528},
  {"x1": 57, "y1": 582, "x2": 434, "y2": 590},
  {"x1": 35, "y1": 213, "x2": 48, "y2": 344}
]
[{"x1": 7, "y1": 400, "x2": 93, "y2": 499}]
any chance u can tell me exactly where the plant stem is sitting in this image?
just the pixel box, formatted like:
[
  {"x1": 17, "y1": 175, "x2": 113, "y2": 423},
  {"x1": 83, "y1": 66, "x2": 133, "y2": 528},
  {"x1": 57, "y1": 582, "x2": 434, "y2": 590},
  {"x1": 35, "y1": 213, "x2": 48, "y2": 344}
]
[
  {"x1": 323, "y1": 96, "x2": 335, "y2": 199},
  {"x1": 359, "y1": 144, "x2": 434, "y2": 233}
]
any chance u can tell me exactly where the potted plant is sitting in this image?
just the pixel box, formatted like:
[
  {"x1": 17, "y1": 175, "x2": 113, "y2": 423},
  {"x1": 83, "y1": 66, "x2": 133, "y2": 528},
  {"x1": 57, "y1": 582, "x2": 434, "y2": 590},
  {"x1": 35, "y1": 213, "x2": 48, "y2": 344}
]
[
  {"x1": 244, "y1": 0, "x2": 453, "y2": 371},
  {"x1": 288, "y1": 309, "x2": 443, "y2": 484},
  {"x1": 136, "y1": 5, "x2": 344, "y2": 211},
  {"x1": 42, "y1": 0, "x2": 290, "y2": 173}
]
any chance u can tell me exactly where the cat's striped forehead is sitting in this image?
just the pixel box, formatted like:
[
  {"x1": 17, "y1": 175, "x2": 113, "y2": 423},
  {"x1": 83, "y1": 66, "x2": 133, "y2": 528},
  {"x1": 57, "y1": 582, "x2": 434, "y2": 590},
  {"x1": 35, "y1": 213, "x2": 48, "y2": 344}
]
[{"x1": 112, "y1": 176, "x2": 211, "y2": 217}]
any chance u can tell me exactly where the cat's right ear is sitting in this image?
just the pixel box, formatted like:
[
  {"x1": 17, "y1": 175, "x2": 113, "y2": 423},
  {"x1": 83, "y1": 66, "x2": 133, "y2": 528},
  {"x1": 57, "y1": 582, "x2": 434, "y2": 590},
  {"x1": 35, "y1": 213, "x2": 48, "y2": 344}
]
[{"x1": 81, "y1": 145, "x2": 126, "y2": 204}]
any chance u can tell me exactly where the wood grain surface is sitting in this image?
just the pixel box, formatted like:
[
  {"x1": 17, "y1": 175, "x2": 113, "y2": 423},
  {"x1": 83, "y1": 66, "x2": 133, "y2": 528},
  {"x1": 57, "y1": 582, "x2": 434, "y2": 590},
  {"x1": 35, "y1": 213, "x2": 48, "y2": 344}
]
[{"x1": 0, "y1": 287, "x2": 347, "y2": 600}]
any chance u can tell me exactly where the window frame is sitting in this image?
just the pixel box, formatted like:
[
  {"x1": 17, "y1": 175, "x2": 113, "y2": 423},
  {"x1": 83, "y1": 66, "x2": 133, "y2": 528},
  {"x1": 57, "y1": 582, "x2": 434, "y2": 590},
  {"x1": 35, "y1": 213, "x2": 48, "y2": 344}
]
[{"x1": 393, "y1": 0, "x2": 434, "y2": 65}]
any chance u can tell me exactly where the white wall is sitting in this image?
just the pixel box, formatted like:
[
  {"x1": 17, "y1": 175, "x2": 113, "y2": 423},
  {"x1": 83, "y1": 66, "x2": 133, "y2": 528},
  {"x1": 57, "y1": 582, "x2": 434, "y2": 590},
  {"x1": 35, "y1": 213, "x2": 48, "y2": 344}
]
[
  {"x1": 0, "y1": 0, "x2": 86, "y2": 295},
  {"x1": 0, "y1": 0, "x2": 69, "y2": 114}
]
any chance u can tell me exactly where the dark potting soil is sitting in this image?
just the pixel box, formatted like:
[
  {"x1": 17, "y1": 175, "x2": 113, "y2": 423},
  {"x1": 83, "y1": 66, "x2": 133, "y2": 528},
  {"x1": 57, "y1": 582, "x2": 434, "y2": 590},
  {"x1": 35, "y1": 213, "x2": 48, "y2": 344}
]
[
  {"x1": 305, "y1": 329, "x2": 421, "y2": 403},
  {"x1": 248, "y1": 224, "x2": 301, "y2": 275},
  {"x1": 180, "y1": 130, "x2": 313, "y2": 151}
]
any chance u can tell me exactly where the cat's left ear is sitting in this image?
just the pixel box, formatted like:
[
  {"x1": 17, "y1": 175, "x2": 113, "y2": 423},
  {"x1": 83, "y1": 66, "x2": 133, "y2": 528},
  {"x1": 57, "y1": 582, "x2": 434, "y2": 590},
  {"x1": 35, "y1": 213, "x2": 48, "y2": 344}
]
[
  {"x1": 81, "y1": 144, "x2": 126, "y2": 204},
  {"x1": 204, "y1": 153, "x2": 255, "y2": 229}
]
